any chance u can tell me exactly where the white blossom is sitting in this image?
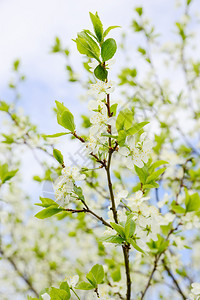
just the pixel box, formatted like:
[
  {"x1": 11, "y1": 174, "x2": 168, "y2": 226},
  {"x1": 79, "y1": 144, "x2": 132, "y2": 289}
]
[
  {"x1": 54, "y1": 167, "x2": 85, "y2": 206},
  {"x1": 118, "y1": 133, "x2": 153, "y2": 169},
  {"x1": 88, "y1": 81, "x2": 115, "y2": 100},
  {"x1": 188, "y1": 283, "x2": 200, "y2": 300},
  {"x1": 68, "y1": 275, "x2": 79, "y2": 288},
  {"x1": 41, "y1": 293, "x2": 50, "y2": 300}
]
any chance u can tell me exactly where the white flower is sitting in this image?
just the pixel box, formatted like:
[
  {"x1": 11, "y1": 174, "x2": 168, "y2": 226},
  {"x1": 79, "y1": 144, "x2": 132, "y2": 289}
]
[
  {"x1": 88, "y1": 81, "x2": 115, "y2": 100},
  {"x1": 62, "y1": 166, "x2": 86, "y2": 181},
  {"x1": 41, "y1": 293, "x2": 50, "y2": 300},
  {"x1": 115, "y1": 189, "x2": 128, "y2": 206},
  {"x1": 54, "y1": 167, "x2": 85, "y2": 206},
  {"x1": 127, "y1": 190, "x2": 150, "y2": 205},
  {"x1": 68, "y1": 275, "x2": 79, "y2": 288},
  {"x1": 191, "y1": 283, "x2": 200, "y2": 296},
  {"x1": 118, "y1": 133, "x2": 153, "y2": 169}
]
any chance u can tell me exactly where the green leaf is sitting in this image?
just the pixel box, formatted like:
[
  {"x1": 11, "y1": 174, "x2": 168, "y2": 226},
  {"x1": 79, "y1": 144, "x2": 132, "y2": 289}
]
[
  {"x1": 76, "y1": 282, "x2": 94, "y2": 290},
  {"x1": 110, "y1": 222, "x2": 125, "y2": 239},
  {"x1": 0, "y1": 163, "x2": 18, "y2": 184},
  {"x1": 101, "y1": 235, "x2": 124, "y2": 244},
  {"x1": 50, "y1": 287, "x2": 70, "y2": 300},
  {"x1": 0, "y1": 101, "x2": 10, "y2": 112},
  {"x1": 185, "y1": 192, "x2": 200, "y2": 212},
  {"x1": 44, "y1": 132, "x2": 69, "y2": 138},
  {"x1": 117, "y1": 130, "x2": 126, "y2": 146},
  {"x1": 101, "y1": 38, "x2": 117, "y2": 61},
  {"x1": 116, "y1": 109, "x2": 133, "y2": 132},
  {"x1": 138, "y1": 47, "x2": 146, "y2": 55},
  {"x1": 60, "y1": 281, "x2": 71, "y2": 298},
  {"x1": 149, "y1": 160, "x2": 168, "y2": 173},
  {"x1": 126, "y1": 122, "x2": 149, "y2": 136},
  {"x1": 171, "y1": 201, "x2": 185, "y2": 214},
  {"x1": 94, "y1": 64, "x2": 108, "y2": 81},
  {"x1": 129, "y1": 239, "x2": 145, "y2": 254},
  {"x1": 135, "y1": 164, "x2": 149, "y2": 184},
  {"x1": 35, "y1": 207, "x2": 63, "y2": 219},
  {"x1": 2, "y1": 169, "x2": 18, "y2": 183},
  {"x1": 87, "y1": 264, "x2": 104, "y2": 286},
  {"x1": 111, "y1": 267, "x2": 121, "y2": 282},
  {"x1": 75, "y1": 31, "x2": 100, "y2": 61},
  {"x1": 125, "y1": 216, "x2": 136, "y2": 239},
  {"x1": 110, "y1": 103, "x2": 118, "y2": 116},
  {"x1": 53, "y1": 149, "x2": 64, "y2": 165},
  {"x1": 55, "y1": 100, "x2": 75, "y2": 131},
  {"x1": 147, "y1": 235, "x2": 169, "y2": 254},
  {"x1": 35, "y1": 197, "x2": 58, "y2": 208},
  {"x1": 103, "y1": 26, "x2": 121, "y2": 38},
  {"x1": 61, "y1": 111, "x2": 75, "y2": 132},
  {"x1": 135, "y1": 7, "x2": 143, "y2": 16},
  {"x1": 142, "y1": 183, "x2": 159, "y2": 189},
  {"x1": 13, "y1": 59, "x2": 20, "y2": 71},
  {"x1": 89, "y1": 12, "x2": 103, "y2": 43},
  {"x1": 146, "y1": 167, "x2": 166, "y2": 184}
]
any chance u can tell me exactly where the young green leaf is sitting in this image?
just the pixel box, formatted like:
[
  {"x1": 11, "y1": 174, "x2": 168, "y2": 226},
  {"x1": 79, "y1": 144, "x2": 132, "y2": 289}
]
[
  {"x1": 101, "y1": 38, "x2": 117, "y2": 61},
  {"x1": 146, "y1": 167, "x2": 166, "y2": 184},
  {"x1": 87, "y1": 264, "x2": 104, "y2": 285},
  {"x1": 35, "y1": 197, "x2": 59, "y2": 208},
  {"x1": 185, "y1": 192, "x2": 200, "y2": 212},
  {"x1": 148, "y1": 160, "x2": 168, "y2": 173},
  {"x1": 103, "y1": 26, "x2": 121, "y2": 38},
  {"x1": 50, "y1": 287, "x2": 70, "y2": 300},
  {"x1": 117, "y1": 130, "x2": 126, "y2": 146},
  {"x1": 94, "y1": 64, "x2": 108, "y2": 81},
  {"x1": 89, "y1": 12, "x2": 103, "y2": 43},
  {"x1": 44, "y1": 132, "x2": 69, "y2": 138},
  {"x1": 0, "y1": 163, "x2": 18, "y2": 184},
  {"x1": 129, "y1": 239, "x2": 145, "y2": 254},
  {"x1": 76, "y1": 282, "x2": 94, "y2": 290},
  {"x1": 111, "y1": 267, "x2": 121, "y2": 282},
  {"x1": 53, "y1": 148, "x2": 64, "y2": 165},
  {"x1": 35, "y1": 207, "x2": 63, "y2": 219},
  {"x1": 60, "y1": 281, "x2": 71, "y2": 297},
  {"x1": 55, "y1": 100, "x2": 75, "y2": 131},
  {"x1": 171, "y1": 201, "x2": 185, "y2": 214},
  {"x1": 110, "y1": 222, "x2": 126, "y2": 238},
  {"x1": 110, "y1": 103, "x2": 118, "y2": 116},
  {"x1": 126, "y1": 122, "x2": 149, "y2": 136},
  {"x1": 74, "y1": 31, "x2": 100, "y2": 61},
  {"x1": 61, "y1": 111, "x2": 75, "y2": 132},
  {"x1": 135, "y1": 7, "x2": 143, "y2": 16},
  {"x1": 100, "y1": 235, "x2": 124, "y2": 244},
  {"x1": 125, "y1": 216, "x2": 136, "y2": 239}
]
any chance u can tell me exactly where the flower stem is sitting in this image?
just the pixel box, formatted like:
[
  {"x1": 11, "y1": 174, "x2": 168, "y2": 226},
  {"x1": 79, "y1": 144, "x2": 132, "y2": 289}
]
[{"x1": 71, "y1": 288, "x2": 81, "y2": 300}]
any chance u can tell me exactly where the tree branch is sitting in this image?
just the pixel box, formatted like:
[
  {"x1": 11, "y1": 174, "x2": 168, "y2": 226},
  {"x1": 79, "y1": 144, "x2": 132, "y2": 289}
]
[{"x1": 163, "y1": 261, "x2": 187, "y2": 300}]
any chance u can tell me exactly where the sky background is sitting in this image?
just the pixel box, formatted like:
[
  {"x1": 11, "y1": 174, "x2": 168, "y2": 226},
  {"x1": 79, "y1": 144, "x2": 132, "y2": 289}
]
[{"x1": 0, "y1": 0, "x2": 199, "y2": 195}]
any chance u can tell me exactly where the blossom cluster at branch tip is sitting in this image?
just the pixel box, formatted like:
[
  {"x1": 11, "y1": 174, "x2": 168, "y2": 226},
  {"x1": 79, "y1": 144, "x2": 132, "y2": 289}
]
[{"x1": 54, "y1": 166, "x2": 85, "y2": 207}]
